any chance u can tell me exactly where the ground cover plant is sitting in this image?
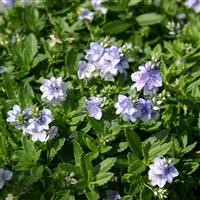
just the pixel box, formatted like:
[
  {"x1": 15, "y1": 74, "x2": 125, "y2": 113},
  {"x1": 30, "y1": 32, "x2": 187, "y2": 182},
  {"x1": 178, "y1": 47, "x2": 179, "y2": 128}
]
[{"x1": 0, "y1": 0, "x2": 200, "y2": 199}]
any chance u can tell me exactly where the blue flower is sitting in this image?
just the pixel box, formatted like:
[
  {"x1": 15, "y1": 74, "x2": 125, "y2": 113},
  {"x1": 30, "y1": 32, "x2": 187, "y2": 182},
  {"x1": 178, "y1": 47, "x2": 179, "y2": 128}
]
[
  {"x1": 106, "y1": 190, "x2": 121, "y2": 200},
  {"x1": 148, "y1": 157, "x2": 179, "y2": 188},
  {"x1": 0, "y1": 169, "x2": 13, "y2": 189},
  {"x1": 85, "y1": 42, "x2": 104, "y2": 62},
  {"x1": 0, "y1": 66, "x2": 7, "y2": 73},
  {"x1": 136, "y1": 98, "x2": 153, "y2": 122},
  {"x1": 40, "y1": 77, "x2": 67, "y2": 105},
  {"x1": 131, "y1": 61, "x2": 162, "y2": 95},
  {"x1": 92, "y1": 0, "x2": 107, "y2": 14},
  {"x1": 185, "y1": 0, "x2": 200, "y2": 13},
  {"x1": 1, "y1": 0, "x2": 14, "y2": 7},
  {"x1": 26, "y1": 109, "x2": 53, "y2": 142},
  {"x1": 79, "y1": 10, "x2": 95, "y2": 21},
  {"x1": 78, "y1": 61, "x2": 96, "y2": 79},
  {"x1": 86, "y1": 97, "x2": 104, "y2": 120},
  {"x1": 98, "y1": 54, "x2": 118, "y2": 81},
  {"x1": 103, "y1": 46, "x2": 121, "y2": 67},
  {"x1": 81, "y1": 43, "x2": 129, "y2": 81},
  {"x1": 115, "y1": 95, "x2": 138, "y2": 122},
  {"x1": 6, "y1": 105, "x2": 28, "y2": 131},
  {"x1": 115, "y1": 57, "x2": 129, "y2": 74},
  {"x1": 48, "y1": 126, "x2": 59, "y2": 140}
]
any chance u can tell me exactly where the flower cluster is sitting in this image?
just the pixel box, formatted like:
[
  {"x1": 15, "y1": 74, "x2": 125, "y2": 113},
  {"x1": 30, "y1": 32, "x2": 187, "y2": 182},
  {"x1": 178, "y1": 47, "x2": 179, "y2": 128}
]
[
  {"x1": 0, "y1": 168, "x2": 13, "y2": 189},
  {"x1": 148, "y1": 157, "x2": 179, "y2": 188},
  {"x1": 82, "y1": 57, "x2": 163, "y2": 122},
  {"x1": 40, "y1": 77, "x2": 67, "y2": 105},
  {"x1": 78, "y1": 42, "x2": 129, "y2": 81},
  {"x1": 7, "y1": 105, "x2": 58, "y2": 142},
  {"x1": 85, "y1": 96, "x2": 105, "y2": 120},
  {"x1": 185, "y1": 0, "x2": 200, "y2": 13},
  {"x1": 115, "y1": 95, "x2": 159, "y2": 123}
]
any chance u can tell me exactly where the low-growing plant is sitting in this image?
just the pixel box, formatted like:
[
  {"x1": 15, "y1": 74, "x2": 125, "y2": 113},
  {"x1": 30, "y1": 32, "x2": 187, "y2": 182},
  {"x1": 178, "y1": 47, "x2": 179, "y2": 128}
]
[{"x1": 0, "y1": 0, "x2": 199, "y2": 199}]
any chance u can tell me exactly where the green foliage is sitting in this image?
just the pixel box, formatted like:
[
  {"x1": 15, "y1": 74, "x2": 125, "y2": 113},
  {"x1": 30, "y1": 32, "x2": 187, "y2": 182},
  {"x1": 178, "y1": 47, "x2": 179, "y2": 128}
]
[{"x1": 0, "y1": 0, "x2": 199, "y2": 199}]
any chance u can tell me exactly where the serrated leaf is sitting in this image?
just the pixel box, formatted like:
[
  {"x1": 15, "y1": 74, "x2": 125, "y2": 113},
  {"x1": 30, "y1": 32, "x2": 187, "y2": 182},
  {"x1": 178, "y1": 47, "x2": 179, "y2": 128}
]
[
  {"x1": 136, "y1": 13, "x2": 163, "y2": 26},
  {"x1": 73, "y1": 141, "x2": 84, "y2": 166},
  {"x1": 97, "y1": 157, "x2": 116, "y2": 174},
  {"x1": 94, "y1": 172, "x2": 113, "y2": 186},
  {"x1": 3, "y1": 73, "x2": 17, "y2": 99},
  {"x1": 49, "y1": 138, "x2": 65, "y2": 160},
  {"x1": 126, "y1": 131, "x2": 142, "y2": 159},
  {"x1": 181, "y1": 142, "x2": 197, "y2": 155},
  {"x1": 148, "y1": 141, "x2": 172, "y2": 160},
  {"x1": 12, "y1": 138, "x2": 41, "y2": 171},
  {"x1": 128, "y1": 159, "x2": 146, "y2": 175},
  {"x1": 81, "y1": 155, "x2": 94, "y2": 181}
]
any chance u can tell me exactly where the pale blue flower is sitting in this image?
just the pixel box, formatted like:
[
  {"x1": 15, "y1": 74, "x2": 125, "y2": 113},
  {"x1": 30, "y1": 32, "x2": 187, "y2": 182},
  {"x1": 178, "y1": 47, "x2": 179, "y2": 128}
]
[
  {"x1": 131, "y1": 61, "x2": 162, "y2": 95},
  {"x1": 78, "y1": 61, "x2": 96, "y2": 79},
  {"x1": 106, "y1": 190, "x2": 121, "y2": 200},
  {"x1": 103, "y1": 46, "x2": 121, "y2": 67},
  {"x1": 148, "y1": 157, "x2": 179, "y2": 188},
  {"x1": 6, "y1": 105, "x2": 28, "y2": 131},
  {"x1": 40, "y1": 77, "x2": 67, "y2": 105},
  {"x1": 6, "y1": 105, "x2": 21, "y2": 125},
  {"x1": 0, "y1": 66, "x2": 7, "y2": 73},
  {"x1": 48, "y1": 126, "x2": 59, "y2": 139},
  {"x1": 26, "y1": 120, "x2": 47, "y2": 142},
  {"x1": 185, "y1": 0, "x2": 200, "y2": 13},
  {"x1": 92, "y1": 0, "x2": 107, "y2": 14},
  {"x1": 136, "y1": 98, "x2": 152, "y2": 122},
  {"x1": 86, "y1": 97, "x2": 104, "y2": 120},
  {"x1": 115, "y1": 95, "x2": 138, "y2": 122},
  {"x1": 115, "y1": 57, "x2": 129, "y2": 74},
  {"x1": 26, "y1": 109, "x2": 53, "y2": 142},
  {"x1": 79, "y1": 10, "x2": 95, "y2": 21},
  {"x1": 80, "y1": 43, "x2": 129, "y2": 81},
  {"x1": 1, "y1": 0, "x2": 14, "y2": 7},
  {"x1": 85, "y1": 42, "x2": 104, "y2": 62},
  {"x1": 0, "y1": 169, "x2": 13, "y2": 189},
  {"x1": 98, "y1": 54, "x2": 118, "y2": 81}
]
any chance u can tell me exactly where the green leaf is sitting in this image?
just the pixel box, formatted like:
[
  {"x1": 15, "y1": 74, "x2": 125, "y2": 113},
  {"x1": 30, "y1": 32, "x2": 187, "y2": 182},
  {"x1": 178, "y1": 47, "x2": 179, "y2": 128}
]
[
  {"x1": 128, "y1": 0, "x2": 142, "y2": 6},
  {"x1": 73, "y1": 141, "x2": 84, "y2": 166},
  {"x1": 94, "y1": 172, "x2": 113, "y2": 186},
  {"x1": 85, "y1": 190, "x2": 100, "y2": 200},
  {"x1": 65, "y1": 48, "x2": 78, "y2": 74},
  {"x1": 81, "y1": 155, "x2": 94, "y2": 181},
  {"x1": 18, "y1": 83, "x2": 34, "y2": 107},
  {"x1": 3, "y1": 73, "x2": 17, "y2": 99},
  {"x1": 128, "y1": 159, "x2": 146, "y2": 175},
  {"x1": 126, "y1": 131, "x2": 142, "y2": 159},
  {"x1": 12, "y1": 137, "x2": 41, "y2": 171},
  {"x1": 136, "y1": 13, "x2": 163, "y2": 26},
  {"x1": 181, "y1": 142, "x2": 197, "y2": 155},
  {"x1": 49, "y1": 138, "x2": 65, "y2": 160},
  {"x1": 89, "y1": 118, "x2": 104, "y2": 135},
  {"x1": 103, "y1": 20, "x2": 129, "y2": 34},
  {"x1": 27, "y1": 33, "x2": 38, "y2": 59},
  {"x1": 97, "y1": 157, "x2": 116, "y2": 174},
  {"x1": 84, "y1": 135, "x2": 98, "y2": 152},
  {"x1": 0, "y1": 132, "x2": 7, "y2": 158},
  {"x1": 183, "y1": 162, "x2": 199, "y2": 174}
]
